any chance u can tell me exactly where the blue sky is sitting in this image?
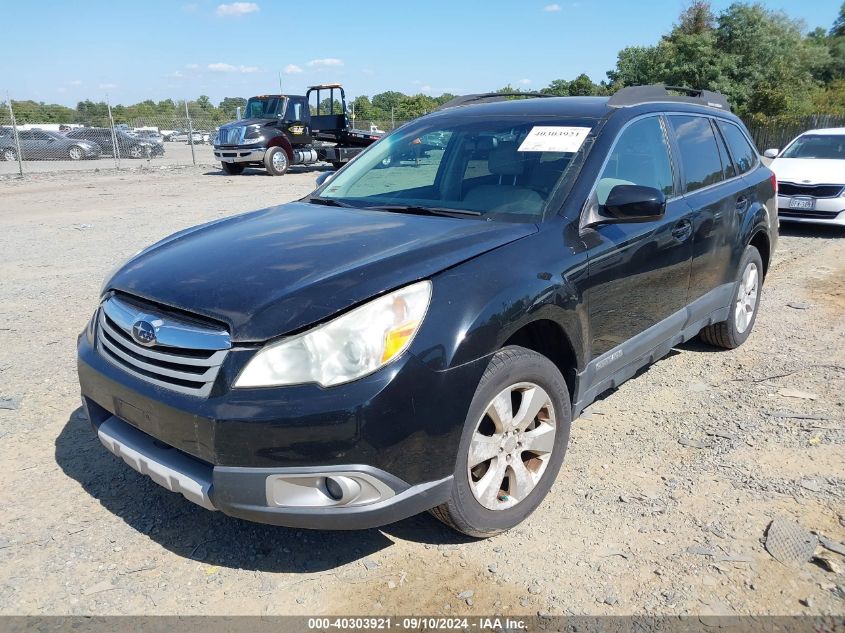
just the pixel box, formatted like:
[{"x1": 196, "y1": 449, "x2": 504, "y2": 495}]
[{"x1": 3, "y1": 0, "x2": 841, "y2": 106}]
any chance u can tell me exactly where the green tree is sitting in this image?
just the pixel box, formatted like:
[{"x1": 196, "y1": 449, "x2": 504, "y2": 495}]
[
  {"x1": 540, "y1": 79, "x2": 570, "y2": 96},
  {"x1": 219, "y1": 97, "x2": 246, "y2": 119},
  {"x1": 831, "y1": 1, "x2": 845, "y2": 37}
]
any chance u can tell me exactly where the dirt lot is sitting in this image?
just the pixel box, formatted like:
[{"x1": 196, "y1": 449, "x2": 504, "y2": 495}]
[{"x1": 0, "y1": 166, "x2": 843, "y2": 618}]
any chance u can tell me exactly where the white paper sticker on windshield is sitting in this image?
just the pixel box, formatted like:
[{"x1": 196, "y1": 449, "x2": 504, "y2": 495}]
[{"x1": 517, "y1": 126, "x2": 591, "y2": 153}]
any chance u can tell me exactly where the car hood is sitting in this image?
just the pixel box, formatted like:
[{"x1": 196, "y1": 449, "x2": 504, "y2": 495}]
[
  {"x1": 220, "y1": 118, "x2": 275, "y2": 130},
  {"x1": 770, "y1": 158, "x2": 845, "y2": 185},
  {"x1": 105, "y1": 202, "x2": 537, "y2": 342}
]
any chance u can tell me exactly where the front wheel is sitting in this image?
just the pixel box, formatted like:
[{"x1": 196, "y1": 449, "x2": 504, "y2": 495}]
[
  {"x1": 68, "y1": 145, "x2": 85, "y2": 161},
  {"x1": 430, "y1": 346, "x2": 571, "y2": 538},
  {"x1": 264, "y1": 147, "x2": 289, "y2": 176},
  {"x1": 221, "y1": 162, "x2": 245, "y2": 175},
  {"x1": 699, "y1": 245, "x2": 764, "y2": 349}
]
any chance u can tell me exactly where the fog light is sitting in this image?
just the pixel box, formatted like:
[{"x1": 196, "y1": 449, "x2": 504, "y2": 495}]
[{"x1": 325, "y1": 476, "x2": 344, "y2": 501}]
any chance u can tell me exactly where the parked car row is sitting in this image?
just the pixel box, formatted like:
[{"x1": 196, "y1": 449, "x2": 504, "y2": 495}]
[{"x1": 0, "y1": 127, "x2": 165, "y2": 161}]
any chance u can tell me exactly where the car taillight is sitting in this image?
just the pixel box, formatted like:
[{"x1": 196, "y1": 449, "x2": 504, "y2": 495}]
[{"x1": 769, "y1": 173, "x2": 777, "y2": 196}]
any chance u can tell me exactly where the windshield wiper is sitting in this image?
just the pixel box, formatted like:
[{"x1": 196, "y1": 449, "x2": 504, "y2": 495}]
[
  {"x1": 368, "y1": 205, "x2": 483, "y2": 218},
  {"x1": 307, "y1": 196, "x2": 354, "y2": 207}
]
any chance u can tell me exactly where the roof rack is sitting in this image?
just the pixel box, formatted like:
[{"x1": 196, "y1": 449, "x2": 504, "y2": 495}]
[
  {"x1": 607, "y1": 85, "x2": 731, "y2": 111},
  {"x1": 435, "y1": 92, "x2": 554, "y2": 111}
]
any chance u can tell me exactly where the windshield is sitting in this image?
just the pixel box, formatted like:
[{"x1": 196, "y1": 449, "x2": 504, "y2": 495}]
[
  {"x1": 317, "y1": 114, "x2": 596, "y2": 223},
  {"x1": 244, "y1": 97, "x2": 285, "y2": 119},
  {"x1": 782, "y1": 134, "x2": 845, "y2": 160}
]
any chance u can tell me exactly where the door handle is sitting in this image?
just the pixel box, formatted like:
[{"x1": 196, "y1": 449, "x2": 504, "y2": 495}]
[
  {"x1": 736, "y1": 196, "x2": 749, "y2": 213},
  {"x1": 671, "y1": 219, "x2": 692, "y2": 241}
]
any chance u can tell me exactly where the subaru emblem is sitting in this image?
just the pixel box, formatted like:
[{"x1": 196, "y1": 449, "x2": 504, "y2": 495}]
[{"x1": 132, "y1": 320, "x2": 157, "y2": 346}]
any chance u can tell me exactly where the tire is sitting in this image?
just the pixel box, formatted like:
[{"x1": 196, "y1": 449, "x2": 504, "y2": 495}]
[
  {"x1": 221, "y1": 162, "x2": 245, "y2": 175},
  {"x1": 264, "y1": 146, "x2": 290, "y2": 176},
  {"x1": 2, "y1": 147, "x2": 17, "y2": 162},
  {"x1": 430, "y1": 346, "x2": 572, "y2": 538},
  {"x1": 699, "y1": 245, "x2": 764, "y2": 349},
  {"x1": 128, "y1": 145, "x2": 144, "y2": 159},
  {"x1": 68, "y1": 145, "x2": 84, "y2": 161}
]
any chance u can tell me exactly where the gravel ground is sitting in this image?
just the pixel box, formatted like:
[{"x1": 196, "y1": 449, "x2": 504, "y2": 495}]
[{"x1": 0, "y1": 166, "x2": 843, "y2": 617}]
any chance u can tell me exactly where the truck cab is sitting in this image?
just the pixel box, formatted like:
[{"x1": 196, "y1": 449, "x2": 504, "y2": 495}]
[{"x1": 213, "y1": 84, "x2": 380, "y2": 176}]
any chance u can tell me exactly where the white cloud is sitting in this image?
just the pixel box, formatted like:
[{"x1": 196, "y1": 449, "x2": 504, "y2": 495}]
[
  {"x1": 99, "y1": 83, "x2": 117, "y2": 89},
  {"x1": 308, "y1": 58, "x2": 344, "y2": 67},
  {"x1": 543, "y1": 3, "x2": 561, "y2": 11},
  {"x1": 167, "y1": 71, "x2": 185, "y2": 78},
  {"x1": 208, "y1": 63, "x2": 258, "y2": 73},
  {"x1": 518, "y1": 78, "x2": 532, "y2": 85},
  {"x1": 69, "y1": 79, "x2": 82, "y2": 86},
  {"x1": 283, "y1": 64, "x2": 303, "y2": 74},
  {"x1": 215, "y1": 2, "x2": 259, "y2": 16},
  {"x1": 420, "y1": 84, "x2": 432, "y2": 92}
]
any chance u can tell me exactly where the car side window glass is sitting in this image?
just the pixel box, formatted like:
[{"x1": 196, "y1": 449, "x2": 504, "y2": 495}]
[
  {"x1": 712, "y1": 120, "x2": 736, "y2": 180},
  {"x1": 718, "y1": 121, "x2": 757, "y2": 175},
  {"x1": 287, "y1": 101, "x2": 303, "y2": 121},
  {"x1": 596, "y1": 116, "x2": 674, "y2": 205},
  {"x1": 668, "y1": 115, "x2": 724, "y2": 193}
]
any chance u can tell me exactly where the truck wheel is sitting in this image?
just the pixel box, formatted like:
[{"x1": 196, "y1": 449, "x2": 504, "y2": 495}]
[
  {"x1": 430, "y1": 346, "x2": 571, "y2": 538},
  {"x1": 264, "y1": 147, "x2": 289, "y2": 176},
  {"x1": 221, "y1": 162, "x2": 244, "y2": 175},
  {"x1": 699, "y1": 245, "x2": 764, "y2": 349}
]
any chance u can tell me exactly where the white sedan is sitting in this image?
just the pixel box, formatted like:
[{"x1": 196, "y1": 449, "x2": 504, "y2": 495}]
[{"x1": 766, "y1": 127, "x2": 845, "y2": 227}]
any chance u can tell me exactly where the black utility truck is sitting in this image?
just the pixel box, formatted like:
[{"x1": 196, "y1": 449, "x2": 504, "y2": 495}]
[{"x1": 213, "y1": 84, "x2": 381, "y2": 176}]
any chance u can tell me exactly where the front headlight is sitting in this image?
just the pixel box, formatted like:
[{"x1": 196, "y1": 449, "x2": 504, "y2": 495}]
[
  {"x1": 235, "y1": 280, "x2": 432, "y2": 388},
  {"x1": 242, "y1": 136, "x2": 264, "y2": 145}
]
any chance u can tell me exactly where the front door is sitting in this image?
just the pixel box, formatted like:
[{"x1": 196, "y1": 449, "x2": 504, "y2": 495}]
[
  {"x1": 284, "y1": 97, "x2": 311, "y2": 145},
  {"x1": 581, "y1": 115, "x2": 693, "y2": 379}
]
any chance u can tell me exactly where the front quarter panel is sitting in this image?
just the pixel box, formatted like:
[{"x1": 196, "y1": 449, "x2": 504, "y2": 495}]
[{"x1": 411, "y1": 222, "x2": 589, "y2": 374}]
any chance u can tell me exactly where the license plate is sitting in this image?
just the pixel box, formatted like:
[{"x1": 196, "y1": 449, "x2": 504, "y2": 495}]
[{"x1": 789, "y1": 197, "x2": 815, "y2": 210}]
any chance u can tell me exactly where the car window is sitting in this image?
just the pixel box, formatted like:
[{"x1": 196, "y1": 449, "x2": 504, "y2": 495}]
[
  {"x1": 595, "y1": 116, "x2": 674, "y2": 205},
  {"x1": 712, "y1": 120, "x2": 736, "y2": 180},
  {"x1": 287, "y1": 101, "x2": 303, "y2": 121},
  {"x1": 318, "y1": 115, "x2": 594, "y2": 222},
  {"x1": 781, "y1": 134, "x2": 845, "y2": 160},
  {"x1": 718, "y1": 121, "x2": 757, "y2": 174},
  {"x1": 668, "y1": 115, "x2": 725, "y2": 193}
]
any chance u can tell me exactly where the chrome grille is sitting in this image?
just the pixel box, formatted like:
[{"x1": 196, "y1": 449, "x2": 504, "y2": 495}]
[
  {"x1": 96, "y1": 295, "x2": 230, "y2": 397},
  {"x1": 216, "y1": 125, "x2": 245, "y2": 146}
]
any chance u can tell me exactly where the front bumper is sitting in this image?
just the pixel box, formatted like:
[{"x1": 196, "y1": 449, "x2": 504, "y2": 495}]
[
  {"x1": 777, "y1": 193, "x2": 845, "y2": 226},
  {"x1": 93, "y1": 413, "x2": 452, "y2": 529},
  {"x1": 214, "y1": 146, "x2": 266, "y2": 163},
  {"x1": 77, "y1": 323, "x2": 487, "y2": 528}
]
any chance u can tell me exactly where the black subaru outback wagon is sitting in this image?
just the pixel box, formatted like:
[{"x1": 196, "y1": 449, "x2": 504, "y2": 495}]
[{"x1": 77, "y1": 85, "x2": 777, "y2": 537}]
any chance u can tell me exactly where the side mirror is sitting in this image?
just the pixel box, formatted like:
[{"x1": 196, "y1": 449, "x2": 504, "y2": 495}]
[
  {"x1": 315, "y1": 171, "x2": 335, "y2": 187},
  {"x1": 763, "y1": 148, "x2": 779, "y2": 159},
  {"x1": 601, "y1": 185, "x2": 666, "y2": 223}
]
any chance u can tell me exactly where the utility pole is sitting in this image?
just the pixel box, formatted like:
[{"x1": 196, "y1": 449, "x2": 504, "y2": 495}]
[{"x1": 278, "y1": 72, "x2": 283, "y2": 94}]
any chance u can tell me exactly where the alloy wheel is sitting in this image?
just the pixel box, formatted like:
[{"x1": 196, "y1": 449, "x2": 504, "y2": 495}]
[
  {"x1": 69, "y1": 146, "x2": 83, "y2": 160},
  {"x1": 735, "y1": 261, "x2": 759, "y2": 333},
  {"x1": 3, "y1": 149, "x2": 16, "y2": 161},
  {"x1": 467, "y1": 382, "x2": 556, "y2": 511}
]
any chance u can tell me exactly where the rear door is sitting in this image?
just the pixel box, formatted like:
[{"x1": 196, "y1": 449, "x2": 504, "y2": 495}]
[
  {"x1": 667, "y1": 115, "x2": 743, "y2": 308},
  {"x1": 583, "y1": 114, "x2": 693, "y2": 363}
]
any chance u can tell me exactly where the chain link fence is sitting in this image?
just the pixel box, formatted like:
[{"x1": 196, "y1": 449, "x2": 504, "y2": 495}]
[
  {"x1": 1, "y1": 99, "x2": 225, "y2": 175},
  {"x1": 0, "y1": 96, "x2": 416, "y2": 177},
  {"x1": 4, "y1": 93, "x2": 843, "y2": 177}
]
